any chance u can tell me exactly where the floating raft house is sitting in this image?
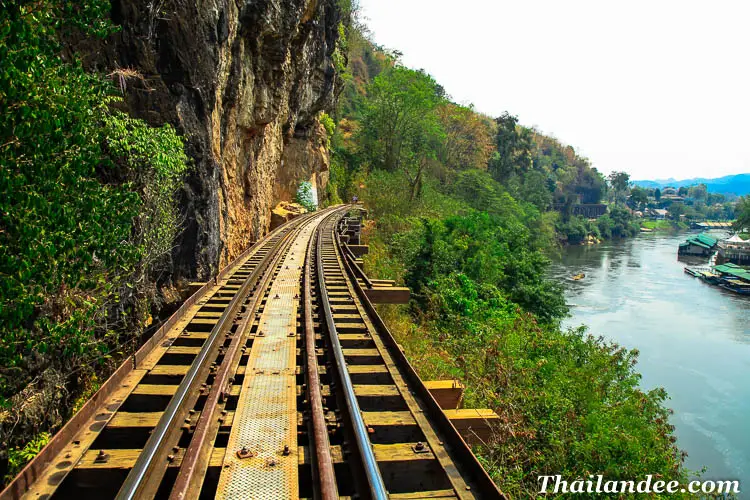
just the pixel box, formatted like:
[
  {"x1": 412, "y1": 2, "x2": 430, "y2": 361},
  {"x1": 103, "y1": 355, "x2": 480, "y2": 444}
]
[{"x1": 678, "y1": 233, "x2": 718, "y2": 256}]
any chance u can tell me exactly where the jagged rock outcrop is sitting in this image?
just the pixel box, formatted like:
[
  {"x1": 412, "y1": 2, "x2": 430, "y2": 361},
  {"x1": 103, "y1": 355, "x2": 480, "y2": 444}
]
[
  {"x1": 270, "y1": 201, "x2": 308, "y2": 230},
  {"x1": 87, "y1": 0, "x2": 342, "y2": 277}
]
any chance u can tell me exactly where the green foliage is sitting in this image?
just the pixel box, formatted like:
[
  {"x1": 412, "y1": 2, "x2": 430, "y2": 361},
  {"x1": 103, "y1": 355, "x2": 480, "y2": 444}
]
[
  {"x1": 295, "y1": 181, "x2": 317, "y2": 212},
  {"x1": 608, "y1": 171, "x2": 631, "y2": 205},
  {"x1": 436, "y1": 103, "x2": 494, "y2": 172},
  {"x1": 319, "y1": 112, "x2": 336, "y2": 149},
  {"x1": 324, "y1": 157, "x2": 346, "y2": 206},
  {"x1": 629, "y1": 185, "x2": 650, "y2": 210},
  {"x1": 734, "y1": 196, "x2": 750, "y2": 231},
  {"x1": 393, "y1": 212, "x2": 567, "y2": 323},
  {"x1": 669, "y1": 202, "x2": 686, "y2": 221},
  {"x1": 421, "y1": 274, "x2": 685, "y2": 496},
  {"x1": 489, "y1": 112, "x2": 532, "y2": 183},
  {"x1": 5, "y1": 432, "x2": 50, "y2": 482},
  {"x1": 607, "y1": 206, "x2": 641, "y2": 237},
  {"x1": 529, "y1": 131, "x2": 606, "y2": 206},
  {"x1": 0, "y1": 0, "x2": 188, "y2": 478},
  {"x1": 2, "y1": 0, "x2": 123, "y2": 400},
  {"x1": 556, "y1": 216, "x2": 593, "y2": 244},
  {"x1": 360, "y1": 66, "x2": 445, "y2": 200},
  {"x1": 335, "y1": 22, "x2": 686, "y2": 495},
  {"x1": 103, "y1": 111, "x2": 189, "y2": 272}
]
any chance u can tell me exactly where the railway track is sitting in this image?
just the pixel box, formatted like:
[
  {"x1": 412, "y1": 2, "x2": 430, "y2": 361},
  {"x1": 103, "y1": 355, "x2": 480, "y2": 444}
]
[{"x1": 3, "y1": 206, "x2": 504, "y2": 500}]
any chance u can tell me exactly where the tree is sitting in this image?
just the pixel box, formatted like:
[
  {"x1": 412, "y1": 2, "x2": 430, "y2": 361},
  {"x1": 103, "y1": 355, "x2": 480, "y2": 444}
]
[
  {"x1": 678, "y1": 186, "x2": 689, "y2": 197},
  {"x1": 628, "y1": 186, "x2": 649, "y2": 210},
  {"x1": 688, "y1": 183, "x2": 707, "y2": 201},
  {"x1": 608, "y1": 171, "x2": 630, "y2": 205},
  {"x1": 654, "y1": 188, "x2": 661, "y2": 202},
  {"x1": 361, "y1": 66, "x2": 445, "y2": 200},
  {"x1": 734, "y1": 196, "x2": 750, "y2": 231},
  {"x1": 707, "y1": 192, "x2": 726, "y2": 206},
  {"x1": 573, "y1": 166, "x2": 607, "y2": 204},
  {"x1": 669, "y1": 202, "x2": 685, "y2": 221},
  {"x1": 436, "y1": 103, "x2": 494, "y2": 172},
  {"x1": 520, "y1": 170, "x2": 554, "y2": 210},
  {"x1": 489, "y1": 112, "x2": 533, "y2": 183}
]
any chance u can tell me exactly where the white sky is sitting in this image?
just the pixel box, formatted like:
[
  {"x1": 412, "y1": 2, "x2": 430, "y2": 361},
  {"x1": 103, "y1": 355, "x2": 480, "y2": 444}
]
[{"x1": 358, "y1": 0, "x2": 750, "y2": 180}]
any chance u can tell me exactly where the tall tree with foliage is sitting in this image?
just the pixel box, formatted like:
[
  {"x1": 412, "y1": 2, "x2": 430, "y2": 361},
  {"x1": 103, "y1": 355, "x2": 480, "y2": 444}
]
[
  {"x1": 734, "y1": 196, "x2": 750, "y2": 231},
  {"x1": 360, "y1": 66, "x2": 445, "y2": 200},
  {"x1": 608, "y1": 171, "x2": 630, "y2": 205},
  {"x1": 688, "y1": 183, "x2": 708, "y2": 201},
  {"x1": 435, "y1": 103, "x2": 494, "y2": 172},
  {"x1": 628, "y1": 186, "x2": 649, "y2": 210},
  {"x1": 489, "y1": 112, "x2": 533, "y2": 183}
]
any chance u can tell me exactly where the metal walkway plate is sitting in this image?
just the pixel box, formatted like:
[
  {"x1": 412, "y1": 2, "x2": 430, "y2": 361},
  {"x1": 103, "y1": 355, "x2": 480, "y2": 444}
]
[{"x1": 216, "y1": 218, "x2": 321, "y2": 499}]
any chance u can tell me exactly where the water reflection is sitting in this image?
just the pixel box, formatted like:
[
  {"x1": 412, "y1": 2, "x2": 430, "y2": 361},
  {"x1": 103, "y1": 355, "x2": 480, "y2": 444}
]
[{"x1": 551, "y1": 232, "x2": 750, "y2": 489}]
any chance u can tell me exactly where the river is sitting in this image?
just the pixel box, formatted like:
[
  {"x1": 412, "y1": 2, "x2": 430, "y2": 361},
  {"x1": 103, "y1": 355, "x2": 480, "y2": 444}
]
[{"x1": 550, "y1": 231, "x2": 750, "y2": 489}]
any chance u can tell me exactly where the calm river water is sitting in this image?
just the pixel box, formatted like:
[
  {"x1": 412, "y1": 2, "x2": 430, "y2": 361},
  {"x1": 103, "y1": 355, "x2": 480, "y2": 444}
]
[{"x1": 550, "y1": 232, "x2": 750, "y2": 488}]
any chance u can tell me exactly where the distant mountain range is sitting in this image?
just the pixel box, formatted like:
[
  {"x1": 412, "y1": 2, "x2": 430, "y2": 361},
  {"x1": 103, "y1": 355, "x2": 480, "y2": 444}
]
[{"x1": 632, "y1": 173, "x2": 750, "y2": 195}]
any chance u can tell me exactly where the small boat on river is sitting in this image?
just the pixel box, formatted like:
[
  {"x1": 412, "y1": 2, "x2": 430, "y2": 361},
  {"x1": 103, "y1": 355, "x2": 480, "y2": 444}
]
[
  {"x1": 572, "y1": 273, "x2": 585, "y2": 281},
  {"x1": 719, "y1": 279, "x2": 750, "y2": 295},
  {"x1": 684, "y1": 267, "x2": 721, "y2": 284},
  {"x1": 685, "y1": 263, "x2": 750, "y2": 294}
]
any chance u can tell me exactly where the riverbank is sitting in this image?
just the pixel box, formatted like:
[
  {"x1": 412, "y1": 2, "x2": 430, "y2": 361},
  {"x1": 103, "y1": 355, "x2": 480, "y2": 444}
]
[
  {"x1": 551, "y1": 232, "x2": 750, "y2": 486},
  {"x1": 641, "y1": 219, "x2": 690, "y2": 231}
]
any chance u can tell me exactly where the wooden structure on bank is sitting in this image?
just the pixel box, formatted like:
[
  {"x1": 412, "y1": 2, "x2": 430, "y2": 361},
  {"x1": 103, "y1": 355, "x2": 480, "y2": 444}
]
[{"x1": 717, "y1": 234, "x2": 750, "y2": 265}]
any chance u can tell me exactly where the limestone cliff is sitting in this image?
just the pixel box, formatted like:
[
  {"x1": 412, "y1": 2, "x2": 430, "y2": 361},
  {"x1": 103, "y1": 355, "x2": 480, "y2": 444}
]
[{"x1": 88, "y1": 0, "x2": 343, "y2": 277}]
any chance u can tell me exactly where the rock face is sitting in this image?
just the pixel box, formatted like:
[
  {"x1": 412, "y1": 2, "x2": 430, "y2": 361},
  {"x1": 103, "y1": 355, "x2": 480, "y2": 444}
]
[{"x1": 89, "y1": 0, "x2": 342, "y2": 277}]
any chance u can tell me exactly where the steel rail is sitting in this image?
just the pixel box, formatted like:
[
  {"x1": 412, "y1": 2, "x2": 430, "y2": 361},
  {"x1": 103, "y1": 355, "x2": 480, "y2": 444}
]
[
  {"x1": 334, "y1": 210, "x2": 506, "y2": 499},
  {"x1": 0, "y1": 222, "x2": 283, "y2": 500},
  {"x1": 316, "y1": 211, "x2": 388, "y2": 500},
  {"x1": 167, "y1": 215, "x2": 314, "y2": 499},
  {"x1": 305, "y1": 218, "x2": 339, "y2": 500},
  {"x1": 115, "y1": 214, "x2": 315, "y2": 500}
]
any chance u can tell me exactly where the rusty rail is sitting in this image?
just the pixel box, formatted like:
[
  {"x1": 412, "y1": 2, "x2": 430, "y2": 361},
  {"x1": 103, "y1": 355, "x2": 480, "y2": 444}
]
[
  {"x1": 316, "y1": 215, "x2": 389, "y2": 500},
  {"x1": 3, "y1": 205, "x2": 505, "y2": 499},
  {"x1": 0, "y1": 214, "x2": 297, "y2": 500},
  {"x1": 304, "y1": 220, "x2": 339, "y2": 500},
  {"x1": 115, "y1": 214, "x2": 316, "y2": 499},
  {"x1": 167, "y1": 218, "x2": 308, "y2": 499},
  {"x1": 334, "y1": 210, "x2": 505, "y2": 499}
]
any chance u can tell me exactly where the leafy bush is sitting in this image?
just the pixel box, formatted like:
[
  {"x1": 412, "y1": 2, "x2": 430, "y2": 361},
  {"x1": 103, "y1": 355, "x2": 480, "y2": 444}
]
[
  {"x1": 396, "y1": 212, "x2": 567, "y2": 323},
  {"x1": 4, "y1": 432, "x2": 50, "y2": 483},
  {"x1": 420, "y1": 274, "x2": 685, "y2": 496},
  {"x1": 556, "y1": 215, "x2": 593, "y2": 244},
  {"x1": 319, "y1": 112, "x2": 335, "y2": 149},
  {"x1": 295, "y1": 181, "x2": 317, "y2": 212},
  {"x1": 597, "y1": 214, "x2": 615, "y2": 238},
  {"x1": 608, "y1": 206, "x2": 641, "y2": 237}
]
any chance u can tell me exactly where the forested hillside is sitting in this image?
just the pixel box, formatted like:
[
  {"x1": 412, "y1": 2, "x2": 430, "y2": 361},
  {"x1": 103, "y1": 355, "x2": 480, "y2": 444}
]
[{"x1": 325, "y1": 19, "x2": 687, "y2": 496}]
